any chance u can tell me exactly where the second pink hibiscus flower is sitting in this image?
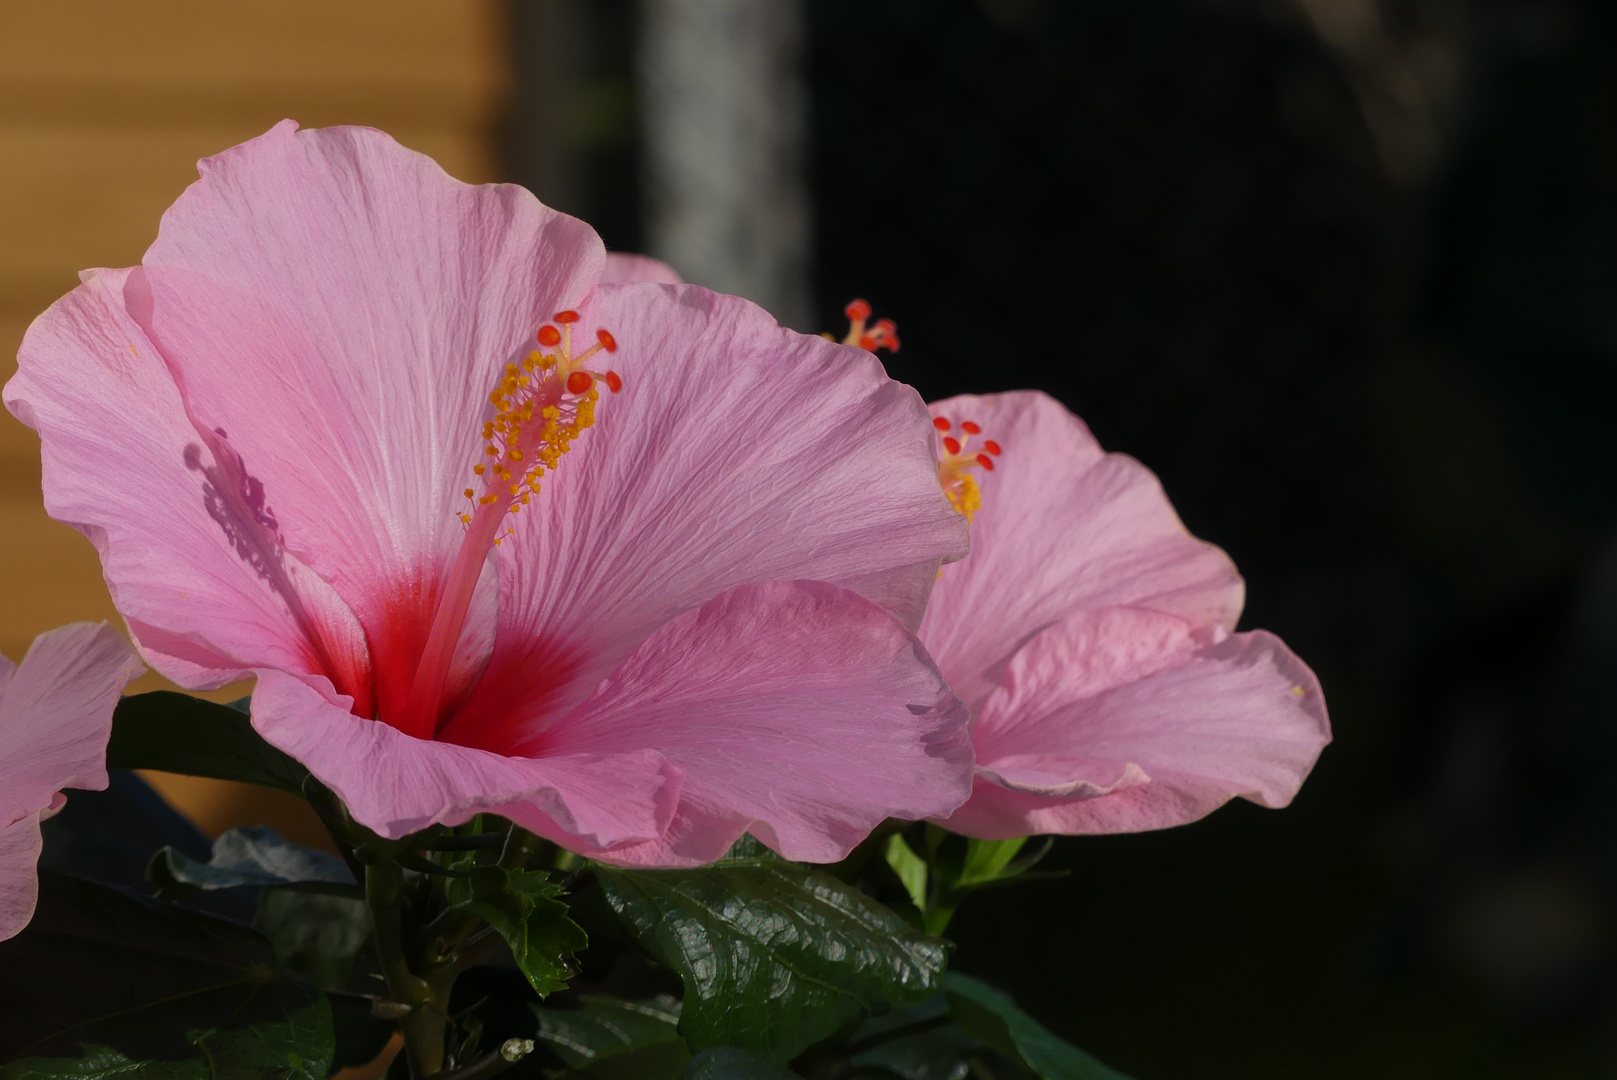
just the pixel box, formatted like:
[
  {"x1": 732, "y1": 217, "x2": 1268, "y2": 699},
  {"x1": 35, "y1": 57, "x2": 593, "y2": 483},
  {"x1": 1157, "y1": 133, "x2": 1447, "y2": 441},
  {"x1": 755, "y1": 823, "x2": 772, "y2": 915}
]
[{"x1": 919, "y1": 390, "x2": 1330, "y2": 838}]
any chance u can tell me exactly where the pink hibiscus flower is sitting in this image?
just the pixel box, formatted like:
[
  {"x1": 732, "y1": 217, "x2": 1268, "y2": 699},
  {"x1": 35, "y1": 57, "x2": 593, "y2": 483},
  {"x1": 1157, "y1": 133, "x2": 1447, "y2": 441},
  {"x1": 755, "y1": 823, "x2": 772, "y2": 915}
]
[
  {"x1": 1, "y1": 622, "x2": 144, "y2": 940},
  {"x1": 5, "y1": 121, "x2": 974, "y2": 866},
  {"x1": 919, "y1": 391, "x2": 1330, "y2": 838}
]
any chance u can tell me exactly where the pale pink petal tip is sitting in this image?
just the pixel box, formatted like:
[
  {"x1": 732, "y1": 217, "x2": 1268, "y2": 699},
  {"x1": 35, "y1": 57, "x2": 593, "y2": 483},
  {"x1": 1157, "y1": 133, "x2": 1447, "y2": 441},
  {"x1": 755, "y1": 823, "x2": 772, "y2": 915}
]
[
  {"x1": 599, "y1": 252, "x2": 683, "y2": 285},
  {"x1": 0, "y1": 622, "x2": 145, "y2": 940},
  {"x1": 941, "y1": 610, "x2": 1330, "y2": 840}
]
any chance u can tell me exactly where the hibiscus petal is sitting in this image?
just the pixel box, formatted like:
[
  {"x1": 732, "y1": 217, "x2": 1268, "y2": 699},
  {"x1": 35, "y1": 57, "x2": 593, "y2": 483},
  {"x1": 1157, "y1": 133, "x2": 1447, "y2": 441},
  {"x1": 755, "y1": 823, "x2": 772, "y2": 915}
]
[
  {"x1": 249, "y1": 669, "x2": 678, "y2": 845},
  {"x1": 941, "y1": 610, "x2": 1329, "y2": 839},
  {"x1": 126, "y1": 122, "x2": 604, "y2": 717},
  {"x1": 441, "y1": 285, "x2": 968, "y2": 744},
  {"x1": 599, "y1": 253, "x2": 683, "y2": 284},
  {"x1": 7, "y1": 268, "x2": 372, "y2": 693},
  {"x1": 0, "y1": 622, "x2": 143, "y2": 941},
  {"x1": 513, "y1": 580, "x2": 974, "y2": 867},
  {"x1": 0, "y1": 812, "x2": 46, "y2": 942},
  {"x1": 920, "y1": 391, "x2": 1245, "y2": 710},
  {"x1": 0, "y1": 622, "x2": 145, "y2": 815}
]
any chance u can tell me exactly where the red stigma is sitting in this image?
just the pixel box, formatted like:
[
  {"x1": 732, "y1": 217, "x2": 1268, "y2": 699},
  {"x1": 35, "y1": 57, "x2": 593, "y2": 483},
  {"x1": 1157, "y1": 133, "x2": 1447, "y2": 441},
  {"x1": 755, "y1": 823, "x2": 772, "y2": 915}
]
[
  {"x1": 597, "y1": 328, "x2": 618, "y2": 353},
  {"x1": 555, "y1": 310, "x2": 580, "y2": 324},
  {"x1": 566, "y1": 371, "x2": 593, "y2": 394},
  {"x1": 845, "y1": 298, "x2": 872, "y2": 321},
  {"x1": 943, "y1": 436, "x2": 962, "y2": 455},
  {"x1": 961, "y1": 421, "x2": 981, "y2": 435},
  {"x1": 976, "y1": 454, "x2": 995, "y2": 470},
  {"x1": 983, "y1": 440, "x2": 1002, "y2": 455},
  {"x1": 858, "y1": 335, "x2": 877, "y2": 351},
  {"x1": 604, "y1": 370, "x2": 623, "y2": 394},
  {"x1": 932, "y1": 417, "x2": 951, "y2": 432},
  {"x1": 537, "y1": 325, "x2": 560, "y2": 346}
]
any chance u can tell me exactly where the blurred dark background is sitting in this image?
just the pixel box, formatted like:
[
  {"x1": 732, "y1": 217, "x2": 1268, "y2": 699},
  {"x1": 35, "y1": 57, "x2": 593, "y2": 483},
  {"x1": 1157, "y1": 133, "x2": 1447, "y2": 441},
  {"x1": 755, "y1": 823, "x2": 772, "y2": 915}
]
[{"x1": 509, "y1": 0, "x2": 1617, "y2": 1075}]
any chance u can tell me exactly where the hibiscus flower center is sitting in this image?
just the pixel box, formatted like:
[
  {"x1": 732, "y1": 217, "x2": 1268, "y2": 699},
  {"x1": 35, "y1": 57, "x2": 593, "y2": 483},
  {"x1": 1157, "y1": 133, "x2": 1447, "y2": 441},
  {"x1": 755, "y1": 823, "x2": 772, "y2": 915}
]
[
  {"x1": 394, "y1": 310, "x2": 623, "y2": 740},
  {"x1": 933, "y1": 416, "x2": 1000, "y2": 520}
]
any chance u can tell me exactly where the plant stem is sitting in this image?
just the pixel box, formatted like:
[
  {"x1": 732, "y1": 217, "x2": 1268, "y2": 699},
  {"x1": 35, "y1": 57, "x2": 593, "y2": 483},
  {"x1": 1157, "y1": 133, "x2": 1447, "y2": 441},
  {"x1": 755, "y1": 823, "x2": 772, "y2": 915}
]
[
  {"x1": 498, "y1": 825, "x2": 541, "y2": 869},
  {"x1": 433, "y1": 1040, "x2": 534, "y2": 1080},
  {"x1": 366, "y1": 862, "x2": 439, "y2": 1077},
  {"x1": 923, "y1": 898, "x2": 959, "y2": 936}
]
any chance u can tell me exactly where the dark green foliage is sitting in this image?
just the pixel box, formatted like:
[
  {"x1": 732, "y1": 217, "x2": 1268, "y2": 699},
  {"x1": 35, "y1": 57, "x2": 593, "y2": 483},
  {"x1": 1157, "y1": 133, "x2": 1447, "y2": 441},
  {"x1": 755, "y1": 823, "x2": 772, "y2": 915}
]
[
  {"x1": 255, "y1": 889, "x2": 373, "y2": 991},
  {"x1": 531, "y1": 995, "x2": 689, "y2": 1080},
  {"x1": 106, "y1": 693, "x2": 307, "y2": 794},
  {"x1": 147, "y1": 825, "x2": 358, "y2": 900},
  {"x1": 596, "y1": 855, "x2": 949, "y2": 1062},
  {"x1": 442, "y1": 866, "x2": 589, "y2": 996},
  {"x1": 0, "y1": 875, "x2": 332, "y2": 1078},
  {"x1": 683, "y1": 1047, "x2": 802, "y2": 1080},
  {"x1": 943, "y1": 975, "x2": 1131, "y2": 1080}
]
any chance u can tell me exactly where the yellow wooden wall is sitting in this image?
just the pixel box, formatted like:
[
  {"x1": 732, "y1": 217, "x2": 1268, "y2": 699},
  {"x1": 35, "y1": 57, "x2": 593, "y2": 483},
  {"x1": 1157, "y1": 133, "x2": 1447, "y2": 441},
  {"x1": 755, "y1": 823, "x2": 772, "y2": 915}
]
[{"x1": 0, "y1": 0, "x2": 506, "y2": 843}]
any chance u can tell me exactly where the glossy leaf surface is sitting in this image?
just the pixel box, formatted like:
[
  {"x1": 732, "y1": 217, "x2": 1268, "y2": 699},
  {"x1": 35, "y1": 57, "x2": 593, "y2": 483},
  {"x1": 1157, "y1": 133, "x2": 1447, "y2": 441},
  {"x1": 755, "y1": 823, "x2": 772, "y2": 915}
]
[
  {"x1": 532, "y1": 995, "x2": 688, "y2": 1080},
  {"x1": 597, "y1": 855, "x2": 949, "y2": 1061}
]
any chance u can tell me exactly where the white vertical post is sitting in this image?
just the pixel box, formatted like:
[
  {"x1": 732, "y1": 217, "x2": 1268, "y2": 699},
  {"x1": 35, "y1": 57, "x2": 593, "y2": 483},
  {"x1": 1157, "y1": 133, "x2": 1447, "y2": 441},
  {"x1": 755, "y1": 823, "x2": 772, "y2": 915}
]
[{"x1": 637, "y1": 0, "x2": 812, "y2": 329}]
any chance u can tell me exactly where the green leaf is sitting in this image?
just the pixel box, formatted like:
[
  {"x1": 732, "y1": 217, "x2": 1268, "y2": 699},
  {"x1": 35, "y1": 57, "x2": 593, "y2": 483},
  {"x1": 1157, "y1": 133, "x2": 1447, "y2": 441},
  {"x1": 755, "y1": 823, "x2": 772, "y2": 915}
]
[
  {"x1": 532, "y1": 995, "x2": 689, "y2": 1080},
  {"x1": 254, "y1": 889, "x2": 372, "y2": 991},
  {"x1": 942, "y1": 974, "x2": 1131, "y2": 1080},
  {"x1": 0, "y1": 874, "x2": 333, "y2": 1078},
  {"x1": 147, "y1": 825, "x2": 359, "y2": 901},
  {"x1": 683, "y1": 1047, "x2": 802, "y2": 1080},
  {"x1": 958, "y1": 839, "x2": 1028, "y2": 886},
  {"x1": 596, "y1": 859, "x2": 950, "y2": 1062},
  {"x1": 846, "y1": 996, "x2": 975, "y2": 1080},
  {"x1": 852, "y1": 1025, "x2": 979, "y2": 1080},
  {"x1": 883, "y1": 835, "x2": 928, "y2": 912},
  {"x1": 443, "y1": 866, "x2": 587, "y2": 996},
  {"x1": 106, "y1": 692, "x2": 308, "y2": 794}
]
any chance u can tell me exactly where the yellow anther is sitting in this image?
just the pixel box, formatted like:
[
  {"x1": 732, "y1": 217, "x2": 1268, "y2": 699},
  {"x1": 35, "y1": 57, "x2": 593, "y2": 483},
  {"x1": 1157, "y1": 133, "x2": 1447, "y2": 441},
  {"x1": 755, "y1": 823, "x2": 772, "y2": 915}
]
[
  {"x1": 943, "y1": 475, "x2": 981, "y2": 520},
  {"x1": 461, "y1": 318, "x2": 625, "y2": 532}
]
